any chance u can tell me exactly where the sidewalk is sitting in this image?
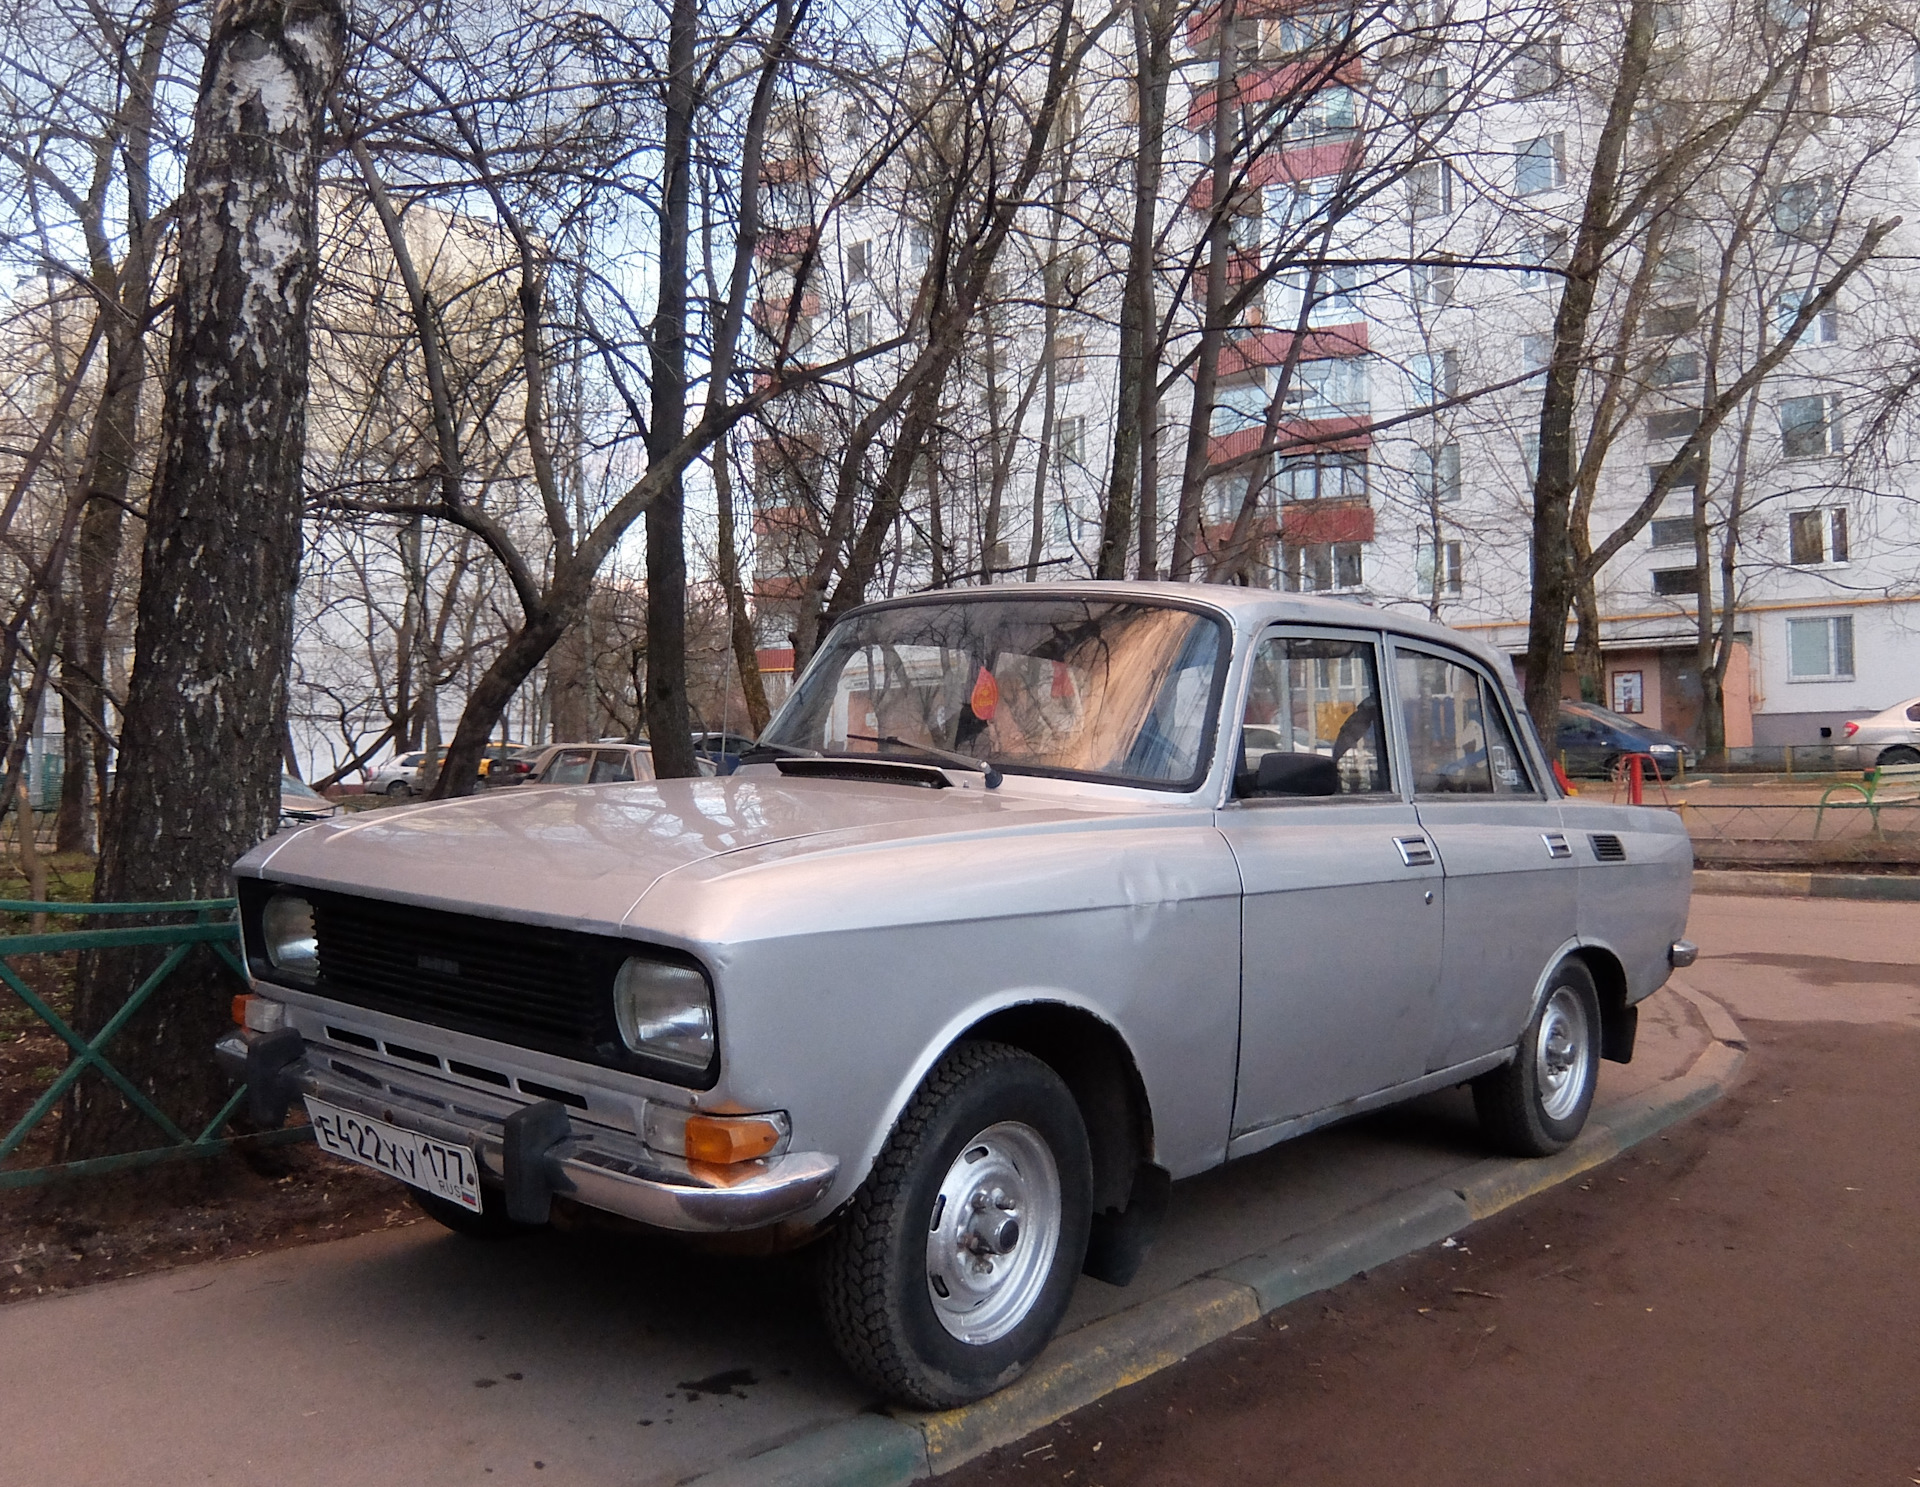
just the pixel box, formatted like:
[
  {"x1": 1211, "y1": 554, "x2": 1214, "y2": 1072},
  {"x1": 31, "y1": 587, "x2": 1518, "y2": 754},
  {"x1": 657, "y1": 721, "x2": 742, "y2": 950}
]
[{"x1": 0, "y1": 987, "x2": 1717, "y2": 1487}]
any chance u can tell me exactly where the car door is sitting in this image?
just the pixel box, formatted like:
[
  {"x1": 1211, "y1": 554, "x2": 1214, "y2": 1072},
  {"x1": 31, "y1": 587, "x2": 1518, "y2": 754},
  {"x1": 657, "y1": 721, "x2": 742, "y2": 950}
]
[
  {"x1": 1217, "y1": 627, "x2": 1444, "y2": 1150},
  {"x1": 1391, "y1": 642, "x2": 1579, "y2": 1072}
]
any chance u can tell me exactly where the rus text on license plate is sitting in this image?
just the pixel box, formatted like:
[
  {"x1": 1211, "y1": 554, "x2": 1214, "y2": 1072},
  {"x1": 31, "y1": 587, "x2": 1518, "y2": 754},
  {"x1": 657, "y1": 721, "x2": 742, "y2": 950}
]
[{"x1": 304, "y1": 1096, "x2": 482, "y2": 1212}]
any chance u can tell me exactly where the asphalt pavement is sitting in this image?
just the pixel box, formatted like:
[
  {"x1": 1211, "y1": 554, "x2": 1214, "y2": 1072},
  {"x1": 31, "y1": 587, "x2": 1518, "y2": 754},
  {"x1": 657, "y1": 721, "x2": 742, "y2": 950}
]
[
  {"x1": 0, "y1": 906, "x2": 1740, "y2": 1487},
  {"x1": 945, "y1": 891, "x2": 1920, "y2": 1487}
]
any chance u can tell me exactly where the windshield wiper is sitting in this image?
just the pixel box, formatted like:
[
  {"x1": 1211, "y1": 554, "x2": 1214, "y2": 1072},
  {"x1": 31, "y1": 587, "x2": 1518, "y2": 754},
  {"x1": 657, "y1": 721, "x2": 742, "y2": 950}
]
[
  {"x1": 738, "y1": 740, "x2": 821, "y2": 761},
  {"x1": 845, "y1": 732, "x2": 1002, "y2": 789}
]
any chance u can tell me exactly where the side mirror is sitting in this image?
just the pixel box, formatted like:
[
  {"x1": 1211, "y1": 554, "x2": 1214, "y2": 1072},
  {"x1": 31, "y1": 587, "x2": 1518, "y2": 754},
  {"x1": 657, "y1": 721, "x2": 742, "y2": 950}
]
[{"x1": 1254, "y1": 752, "x2": 1340, "y2": 796}]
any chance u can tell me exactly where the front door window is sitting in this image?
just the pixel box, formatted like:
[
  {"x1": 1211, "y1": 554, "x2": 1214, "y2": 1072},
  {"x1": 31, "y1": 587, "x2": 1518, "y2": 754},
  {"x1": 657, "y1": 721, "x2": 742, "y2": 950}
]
[{"x1": 1238, "y1": 635, "x2": 1392, "y2": 797}]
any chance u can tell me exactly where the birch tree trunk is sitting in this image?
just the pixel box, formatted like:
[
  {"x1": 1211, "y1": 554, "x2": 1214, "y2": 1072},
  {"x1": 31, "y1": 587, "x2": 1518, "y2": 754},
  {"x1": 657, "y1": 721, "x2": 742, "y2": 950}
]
[{"x1": 66, "y1": 0, "x2": 345, "y2": 1158}]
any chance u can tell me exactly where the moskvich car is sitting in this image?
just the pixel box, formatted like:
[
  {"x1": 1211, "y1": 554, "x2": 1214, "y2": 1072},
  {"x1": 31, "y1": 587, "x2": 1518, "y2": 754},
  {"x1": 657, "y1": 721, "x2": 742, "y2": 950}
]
[{"x1": 218, "y1": 582, "x2": 1694, "y2": 1407}]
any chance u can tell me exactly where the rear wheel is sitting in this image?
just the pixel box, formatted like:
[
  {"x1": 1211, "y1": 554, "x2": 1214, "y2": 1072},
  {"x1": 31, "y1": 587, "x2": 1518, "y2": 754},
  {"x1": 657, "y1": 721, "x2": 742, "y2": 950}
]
[
  {"x1": 384, "y1": 779, "x2": 411, "y2": 798},
  {"x1": 819, "y1": 1041, "x2": 1092, "y2": 1409},
  {"x1": 1473, "y1": 960, "x2": 1600, "y2": 1157},
  {"x1": 1879, "y1": 745, "x2": 1920, "y2": 767}
]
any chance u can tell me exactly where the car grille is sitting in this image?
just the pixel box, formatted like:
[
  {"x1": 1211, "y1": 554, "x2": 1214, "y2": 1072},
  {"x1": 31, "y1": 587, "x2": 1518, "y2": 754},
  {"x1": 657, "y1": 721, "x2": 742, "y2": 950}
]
[{"x1": 308, "y1": 892, "x2": 626, "y2": 1065}]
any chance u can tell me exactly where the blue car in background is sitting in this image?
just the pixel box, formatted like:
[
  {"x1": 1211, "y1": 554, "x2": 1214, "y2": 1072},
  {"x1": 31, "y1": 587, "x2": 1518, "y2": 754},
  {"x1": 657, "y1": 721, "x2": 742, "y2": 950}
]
[{"x1": 1556, "y1": 699, "x2": 1695, "y2": 778}]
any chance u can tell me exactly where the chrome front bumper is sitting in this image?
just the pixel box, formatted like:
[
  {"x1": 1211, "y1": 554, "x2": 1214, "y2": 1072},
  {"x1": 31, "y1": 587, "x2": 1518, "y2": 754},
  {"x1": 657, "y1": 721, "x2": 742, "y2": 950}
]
[{"x1": 215, "y1": 1030, "x2": 837, "y2": 1233}]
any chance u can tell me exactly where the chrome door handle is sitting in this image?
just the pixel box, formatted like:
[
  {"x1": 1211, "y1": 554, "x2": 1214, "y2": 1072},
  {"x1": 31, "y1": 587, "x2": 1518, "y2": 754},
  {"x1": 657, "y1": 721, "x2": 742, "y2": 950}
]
[
  {"x1": 1542, "y1": 831, "x2": 1573, "y2": 859},
  {"x1": 1394, "y1": 834, "x2": 1435, "y2": 867}
]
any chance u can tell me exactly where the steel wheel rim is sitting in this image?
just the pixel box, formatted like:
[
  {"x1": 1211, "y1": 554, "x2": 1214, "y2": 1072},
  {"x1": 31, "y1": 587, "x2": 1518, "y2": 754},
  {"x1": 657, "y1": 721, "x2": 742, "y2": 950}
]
[
  {"x1": 1535, "y1": 985, "x2": 1592, "y2": 1122},
  {"x1": 925, "y1": 1121, "x2": 1062, "y2": 1345}
]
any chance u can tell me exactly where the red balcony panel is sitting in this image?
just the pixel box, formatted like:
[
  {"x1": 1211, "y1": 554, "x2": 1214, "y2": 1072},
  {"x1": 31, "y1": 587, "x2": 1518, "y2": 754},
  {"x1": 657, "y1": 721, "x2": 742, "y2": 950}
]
[
  {"x1": 754, "y1": 576, "x2": 805, "y2": 602},
  {"x1": 1219, "y1": 325, "x2": 1368, "y2": 376},
  {"x1": 1279, "y1": 501, "x2": 1374, "y2": 545},
  {"x1": 1185, "y1": 59, "x2": 1367, "y2": 132},
  {"x1": 756, "y1": 226, "x2": 819, "y2": 260},
  {"x1": 755, "y1": 646, "x2": 796, "y2": 674},
  {"x1": 1185, "y1": 139, "x2": 1363, "y2": 211},
  {"x1": 760, "y1": 156, "x2": 816, "y2": 185}
]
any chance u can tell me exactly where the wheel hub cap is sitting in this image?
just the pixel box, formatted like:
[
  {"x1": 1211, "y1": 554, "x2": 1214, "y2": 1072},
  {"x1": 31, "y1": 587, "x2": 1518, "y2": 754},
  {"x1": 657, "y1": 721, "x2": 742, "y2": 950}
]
[
  {"x1": 926, "y1": 1122, "x2": 1061, "y2": 1344},
  {"x1": 1535, "y1": 986, "x2": 1593, "y2": 1122}
]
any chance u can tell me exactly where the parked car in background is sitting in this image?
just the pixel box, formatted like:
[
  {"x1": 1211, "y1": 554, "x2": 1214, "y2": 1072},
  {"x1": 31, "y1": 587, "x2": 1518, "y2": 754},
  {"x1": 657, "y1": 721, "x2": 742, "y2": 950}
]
[
  {"x1": 1843, "y1": 695, "x2": 1920, "y2": 766},
  {"x1": 693, "y1": 730, "x2": 758, "y2": 775},
  {"x1": 1555, "y1": 700, "x2": 1694, "y2": 778},
  {"x1": 278, "y1": 775, "x2": 338, "y2": 825},
  {"x1": 367, "y1": 751, "x2": 427, "y2": 797},
  {"x1": 523, "y1": 742, "x2": 720, "y2": 786},
  {"x1": 221, "y1": 583, "x2": 1692, "y2": 1410},
  {"x1": 407, "y1": 743, "x2": 526, "y2": 793},
  {"x1": 484, "y1": 746, "x2": 549, "y2": 788}
]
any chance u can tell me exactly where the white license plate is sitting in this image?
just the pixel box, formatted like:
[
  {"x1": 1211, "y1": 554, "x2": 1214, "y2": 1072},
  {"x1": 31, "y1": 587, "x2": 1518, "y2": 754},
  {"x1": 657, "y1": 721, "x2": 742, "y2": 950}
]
[{"x1": 304, "y1": 1096, "x2": 482, "y2": 1213}]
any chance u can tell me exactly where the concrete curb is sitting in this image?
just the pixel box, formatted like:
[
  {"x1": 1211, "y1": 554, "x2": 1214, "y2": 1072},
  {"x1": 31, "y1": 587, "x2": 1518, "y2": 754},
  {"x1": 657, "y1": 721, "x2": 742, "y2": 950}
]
[
  {"x1": 1694, "y1": 869, "x2": 1920, "y2": 902},
  {"x1": 691, "y1": 994, "x2": 1748, "y2": 1487}
]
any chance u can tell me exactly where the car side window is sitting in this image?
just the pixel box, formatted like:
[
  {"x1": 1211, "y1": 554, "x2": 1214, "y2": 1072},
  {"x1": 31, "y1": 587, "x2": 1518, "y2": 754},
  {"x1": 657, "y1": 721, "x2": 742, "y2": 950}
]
[
  {"x1": 544, "y1": 748, "x2": 595, "y2": 786},
  {"x1": 1236, "y1": 634, "x2": 1392, "y2": 798},
  {"x1": 1396, "y1": 650, "x2": 1534, "y2": 796},
  {"x1": 590, "y1": 751, "x2": 633, "y2": 784}
]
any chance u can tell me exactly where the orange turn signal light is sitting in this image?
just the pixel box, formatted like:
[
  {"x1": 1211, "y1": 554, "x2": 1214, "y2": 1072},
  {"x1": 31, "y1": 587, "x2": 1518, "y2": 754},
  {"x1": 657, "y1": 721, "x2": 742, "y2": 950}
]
[
  {"x1": 231, "y1": 993, "x2": 254, "y2": 1028},
  {"x1": 683, "y1": 1114, "x2": 783, "y2": 1165}
]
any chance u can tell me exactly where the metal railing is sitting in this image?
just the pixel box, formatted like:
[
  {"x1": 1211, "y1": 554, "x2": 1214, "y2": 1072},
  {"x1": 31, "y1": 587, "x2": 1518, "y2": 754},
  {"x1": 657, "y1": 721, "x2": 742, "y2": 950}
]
[
  {"x1": 1674, "y1": 799, "x2": 1920, "y2": 843},
  {"x1": 0, "y1": 897, "x2": 307, "y2": 1189}
]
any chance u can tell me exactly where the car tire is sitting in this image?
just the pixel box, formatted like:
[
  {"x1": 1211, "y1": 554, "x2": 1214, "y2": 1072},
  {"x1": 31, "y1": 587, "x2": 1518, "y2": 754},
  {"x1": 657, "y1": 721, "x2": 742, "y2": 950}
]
[
  {"x1": 1880, "y1": 745, "x2": 1920, "y2": 767},
  {"x1": 408, "y1": 1185, "x2": 540, "y2": 1239},
  {"x1": 818, "y1": 1040, "x2": 1092, "y2": 1409},
  {"x1": 1472, "y1": 960, "x2": 1601, "y2": 1158},
  {"x1": 385, "y1": 780, "x2": 410, "y2": 798}
]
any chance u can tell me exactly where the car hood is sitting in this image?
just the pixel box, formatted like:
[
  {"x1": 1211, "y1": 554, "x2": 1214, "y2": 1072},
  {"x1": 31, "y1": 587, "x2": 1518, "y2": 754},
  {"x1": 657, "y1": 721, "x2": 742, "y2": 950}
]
[{"x1": 237, "y1": 770, "x2": 1107, "y2": 932}]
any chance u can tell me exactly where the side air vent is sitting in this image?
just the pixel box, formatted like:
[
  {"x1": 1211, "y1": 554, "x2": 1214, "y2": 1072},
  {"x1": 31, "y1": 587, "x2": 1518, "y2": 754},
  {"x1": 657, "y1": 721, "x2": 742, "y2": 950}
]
[{"x1": 1589, "y1": 833, "x2": 1627, "y2": 863}]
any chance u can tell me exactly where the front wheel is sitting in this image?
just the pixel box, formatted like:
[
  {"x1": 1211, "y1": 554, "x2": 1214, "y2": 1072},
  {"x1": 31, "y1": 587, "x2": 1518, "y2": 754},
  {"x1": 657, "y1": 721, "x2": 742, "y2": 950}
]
[
  {"x1": 1473, "y1": 960, "x2": 1601, "y2": 1157},
  {"x1": 819, "y1": 1041, "x2": 1092, "y2": 1409}
]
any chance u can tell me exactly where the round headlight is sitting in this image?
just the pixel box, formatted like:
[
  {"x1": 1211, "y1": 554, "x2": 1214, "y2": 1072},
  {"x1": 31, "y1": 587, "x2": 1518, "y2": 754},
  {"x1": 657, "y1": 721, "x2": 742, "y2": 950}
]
[
  {"x1": 261, "y1": 893, "x2": 318, "y2": 979},
  {"x1": 612, "y1": 957, "x2": 714, "y2": 1071}
]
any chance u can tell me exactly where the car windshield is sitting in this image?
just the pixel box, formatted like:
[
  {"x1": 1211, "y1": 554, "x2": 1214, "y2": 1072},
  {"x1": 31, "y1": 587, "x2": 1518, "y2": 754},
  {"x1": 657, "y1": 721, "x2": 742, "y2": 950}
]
[{"x1": 762, "y1": 596, "x2": 1230, "y2": 789}]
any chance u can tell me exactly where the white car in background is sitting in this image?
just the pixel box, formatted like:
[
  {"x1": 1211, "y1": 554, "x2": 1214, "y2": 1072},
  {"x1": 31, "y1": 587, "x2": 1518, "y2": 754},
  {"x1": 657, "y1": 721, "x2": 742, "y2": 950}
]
[
  {"x1": 366, "y1": 751, "x2": 428, "y2": 797},
  {"x1": 1843, "y1": 696, "x2": 1920, "y2": 766}
]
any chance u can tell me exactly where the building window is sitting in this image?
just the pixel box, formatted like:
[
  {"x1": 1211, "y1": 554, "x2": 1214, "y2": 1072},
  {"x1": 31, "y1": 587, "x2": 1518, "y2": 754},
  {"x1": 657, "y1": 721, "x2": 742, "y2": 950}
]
[
  {"x1": 1789, "y1": 507, "x2": 1849, "y2": 564},
  {"x1": 1775, "y1": 288, "x2": 1839, "y2": 342},
  {"x1": 1056, "y1": 414, "x2": 1087, "y2": 468},
  {"x1": 1414, "y1": 442, "x2": 1461, "y2": 503},
  {"x1": 1284, "y1": 541, "x2": 1365, "y2": 592},
  {"x1": 1514, "y1": 133, "x2": 1566, "y2": 195},
  {"x1": 1520, "y1": 230, "x2": 1568, "y2": 294},
  {"x1": 1651, "y1": 517, "x2": 1694, "y2": 548},
  {"x1": 1772, "y1": 175, "x2": 1836, "y2": 239},
  {"x1": 1408, "y1": 161, "x2": 1454, "y2": 219},
  {"x1": 1272, "y1": 265, "x2": 1362, "y2": 326},
  {"x1": 1787, "y1": 615, "x2": 1854, "y2": 679},
  {"x1": 1410, "y1": 348, "x2": 1459, "y2": 405},
  {"x1": 1650, "y1": 351, "x2": 1699, "y2": 387},
  {"x1": 1644, "y1": 303, "x2": 1697, "y2": 338},
  {"x1": 1647, "y1": 408, "x2": 1701, "y2": 442},
  {"x1": 1284, "y1": 356, "x2": 1371, "y2": 418},
  {"x1": 847, "y1": 309, "x2": 872, "y2": 347},
  {"x1": 1512, "y1": 35, "x2": 1564, "y2": 97},
  {"x1": 1652, "y1": 566, "x2": 1700, "y2": 597},
  {"x1": 842, "y1": 101, "x2": 867, "y2": 140},
  {"x1": 1651, "y1": 245, "x2": 1698, "y2": 302},
  {"x1": 1779, "y1": 393, "x2": 1842, "y2": 456},
  {"x1": 845, "y1": 240, "x2": 870, "y2": 282},
  {"x1": 1286, "y1": 85, "x2": 1358, "y2": 143},
  {"x1": 1521, "y1": 333, "x2": 1552, "y2": 382},
  {"x1": 1053, "y1": 333, "x2": 1087, "y2": 384},
  {"x1": 1212, "y1": 376, "x2": 1271, "y2": 435},
  {"x1": 1412, "y1": 263, "x2": 1456, "y2": 306},
  {"x1": 1276, "y1": 451, "x2": 1369, "y2": 502},
  {"x1": 908, "y1": 224, "x2": 931, "y2": 268},
  {"x1": 1416, "y1": 532, "x2": 1464, "y2": 593}
]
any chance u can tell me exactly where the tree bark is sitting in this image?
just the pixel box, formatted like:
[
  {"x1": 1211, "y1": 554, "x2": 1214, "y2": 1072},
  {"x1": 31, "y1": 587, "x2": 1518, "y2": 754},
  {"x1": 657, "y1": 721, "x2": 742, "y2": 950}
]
[
  {"x1": 712, "y1": 431, "x2": 771, "y2": 735},
  {"x1": 66, "y1": 0, "x2": 345, "y2": 1159},
  {"x1": 1521, "y1": 0, "x2": 1653, "y2": 734},
  {"x1": 643, "y1": 0, "x2": 700, "y2": 779}
]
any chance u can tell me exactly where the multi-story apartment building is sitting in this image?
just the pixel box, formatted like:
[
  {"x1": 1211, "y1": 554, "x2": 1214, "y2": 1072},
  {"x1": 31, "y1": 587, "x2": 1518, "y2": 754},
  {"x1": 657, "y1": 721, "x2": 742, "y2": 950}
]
[{"x1": 742, "y1": 0, "x2": 1920, "y2": 750}]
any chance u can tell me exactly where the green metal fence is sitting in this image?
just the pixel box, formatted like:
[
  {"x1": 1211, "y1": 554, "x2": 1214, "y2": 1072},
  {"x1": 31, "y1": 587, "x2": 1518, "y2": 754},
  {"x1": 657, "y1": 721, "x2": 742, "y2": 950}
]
[{"x1": 0, "y1": 897, "x2": 309, "y2": 1189}]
